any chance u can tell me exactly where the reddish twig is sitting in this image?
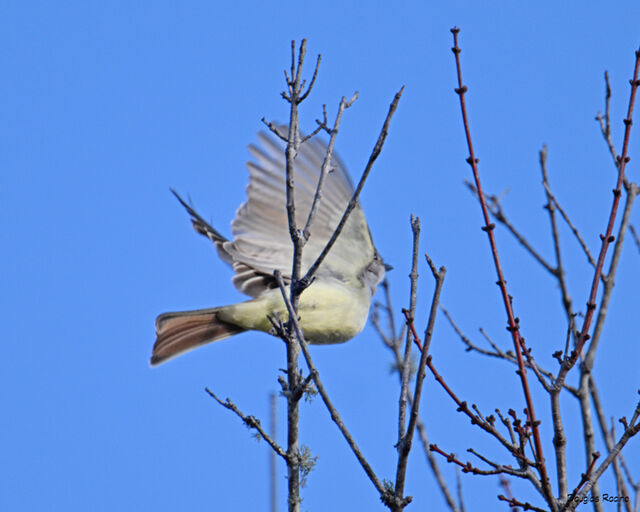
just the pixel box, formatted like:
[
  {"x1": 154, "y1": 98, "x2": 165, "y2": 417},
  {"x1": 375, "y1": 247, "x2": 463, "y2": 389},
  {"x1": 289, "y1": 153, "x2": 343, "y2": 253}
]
[
  {"x1": 430, "y1": 443, "x2": 544, "y2": 498},
  {"x1": 498, "y1": 494, "x2": 548, "y2": 512},
  {"x1": 566, "y1": 452, "x2": 600, "y2": 503},
  {"x1": 429, "y1": 444, "x2": 501, "y2": 476},
  {"x1": 402, "y1": 309, "x2": 423, "y2": 351},
  {"x1": 377, "y1": 281, "x2": 461, "y2": 512},
  {"x1": 425, "y1": 355, "x2": 537, "y2": 470},
  {"x1": 557, "y1": 48, "x2": 640, "y2": 384},
  {"x1": 450, "y1": 27, "x2": 554, "y2": 505}
]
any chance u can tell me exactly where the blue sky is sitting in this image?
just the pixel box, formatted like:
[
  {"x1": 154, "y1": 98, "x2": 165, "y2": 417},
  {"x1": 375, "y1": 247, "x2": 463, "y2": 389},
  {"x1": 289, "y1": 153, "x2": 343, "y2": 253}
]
[{"x1": 2, "y1": 2, "x2": 639, "y2": 511}]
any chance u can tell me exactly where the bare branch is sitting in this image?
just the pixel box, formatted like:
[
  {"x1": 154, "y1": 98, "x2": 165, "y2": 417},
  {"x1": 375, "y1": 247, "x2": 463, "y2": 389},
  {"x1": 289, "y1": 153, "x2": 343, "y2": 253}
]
[
  {"x1": 376, "y1": 279, "x2": 460, "y2": 512},
  {"x1": 395, "y1": 253, "x2": 446, "y2": 501},
  {"x1": 540, "y1": 148, "x2": 597, "y2": 270},
  {"x1": 299, "y1": 53, "x2": 321, "y2": 101},
  {"x1": 205, "y1": 388, "x2": 287, "y2": 460},
  {"x1": 564, "y1": 398, "x2": 640, "y2": 511},
  {"x1": 416, "y1": 421, "x2": 461, "y2": 512},
  {"x1": 441, "y1": 307, "x2": 578, "y2": 396},
  {"x1": 301, "y1": 86, "x2": 404, "y2": 285},
  {"x1": 519, "y1": 338, "x2": 553, "y2": 394},
  {"x1": 398, "y1": 216, "x2": 421, "y2": 443},
  {"x1": 442, "y1": 307, "x2": 498, "y2": 357},
  {"x1": 548, "y1": 188, "x2": 597, "y2": 270},
  {"x1": 608, "y1": 419, "x2": 635, "y2": 512},
  {"x1": 557, "y1": 47, "x2": 640, "y2": 387},
  {"x1": 551, "y1": 385, "x2": 568, "y2": 499},
  {"x1": 497, "y1": 494, "x2": 548, "y2": 512},
  {"x1": 585, "y1": 182, "x2": 639, "y2": 370},
  {"x1": 302, "y1": 94, "x2": 357, "y2": 241},
  {"x1": 430, "y1": 444, "x2": 543, "y2": 497},
  {"x1": 300, "y1": 121, "x2": 324, "y2": 144},
  {"x1": 272, "y1": 271, "x2": 401, "y2": 507},
  {"x1": 426, "y1": 355, "x2": 538, "y2": 470},
  {"x1": 465, "y1": 179, "x2": 556, "y2": 276},
  {"x1": 429, "y1": 444, "x2": 501, "y2": 476},
  {"x1": 261, "y1": 117, "x2": 289, "y2": 142},
  {"x1": 278, "y1": 39, "x2": 326, "y2": 511},
  {"x1": 567, "y1": 452, "x2": 600, "y2": 507},
  {"x1": 540, "y1": 145, "x2": 579, "y2": 328},
  {"x1": 450, "y1": 27, "x2": 554, "y2": 505}
]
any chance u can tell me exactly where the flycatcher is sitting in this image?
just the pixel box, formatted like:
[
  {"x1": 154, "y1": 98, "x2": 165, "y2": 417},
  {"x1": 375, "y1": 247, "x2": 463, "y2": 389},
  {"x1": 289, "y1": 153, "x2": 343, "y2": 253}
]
[{"x1": 151, "y1": 130, "x2": 387, "y2": 365}]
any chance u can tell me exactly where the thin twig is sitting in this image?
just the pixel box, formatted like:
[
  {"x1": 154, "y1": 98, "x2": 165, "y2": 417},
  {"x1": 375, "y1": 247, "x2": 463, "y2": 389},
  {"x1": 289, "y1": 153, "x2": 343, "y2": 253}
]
[
  {"x1": 301, "y1": 87, "x2": 404, "y2": 285},
  {"x1": 497, "y1": 494, "x2": 548, "y2": 512},
  {"x1": 430, "y1": 444, "x2": 542, "y2": 492},
  {"x1": 540, "y1": 146, "x2": 579, "y2": 327},
  {"x1": 429, "y1": 444, "x2": 501, "y2": 476},
  {"x1": 465, "y1": 180, "x2": 556, "y2": 276},
  {"x1": 302, "y1": 93, "x2": 358, "y2": 240},
  {"x1": 618, "y1": 449, "x2": 639, "y2": 503},
  {"x1": 416, "y1": 422, "x2": 461, "y2": 512},
  {"x1": 451, "y1": 27, "x2": 554, "y2": 506},
  {"x1": 262, "y1": 118, "x2": 289, "y2": 142},
  {"x1": 567, "y1": 452, "x2": 600, "y2": 504},
  {"x1": 564, "y1": 398, "x2": 640, "y2": 511},
  {"x1": 550, "y1": 384, "x2": 568, "y2": 501},
  {"x1": 574, "y1": 107, "x2": 640, "y2": 511},
  {"x1": 425, "y1": 355, "x2": 539, "y2": 472},
  {"x1": 557, "y1": 47, "x2": 640, "y2": 387},
  {"x1": 441, "y1": 307, "x2": 578, "y2": 396},
  {"x1": 272, "y1": 271, "x2": 404, "y2": 508},
  {"x1": 377, "y1": 279, "x2": 461, "y2": 512},
  {"x1": 584, "y1": 182, "x2": 639, "y2": 370},
  {"x1": 398, "y1": 216, "x2": 421, "y2": 442},
  {"x1": 540, "y1": 147, "x2": 596, "y2": 270},
  {"x1": 608, "y1": 419, "x2": 634, "y2": 512},
  {"x1": 395, "y1": 255, "x2": 446, "y2": 503},
  {"x1": 205, "y1": 388, "x2": 287, "y2": 460},
  {"x1": 595, "y1": 70, "x2": 633, "y2": 191}
]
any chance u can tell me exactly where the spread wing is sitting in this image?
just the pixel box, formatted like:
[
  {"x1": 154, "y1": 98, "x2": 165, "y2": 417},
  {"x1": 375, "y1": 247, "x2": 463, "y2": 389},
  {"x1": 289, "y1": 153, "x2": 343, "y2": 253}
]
[{"x1": 176, "y1": 129, "x2": 377, "y2": 298}]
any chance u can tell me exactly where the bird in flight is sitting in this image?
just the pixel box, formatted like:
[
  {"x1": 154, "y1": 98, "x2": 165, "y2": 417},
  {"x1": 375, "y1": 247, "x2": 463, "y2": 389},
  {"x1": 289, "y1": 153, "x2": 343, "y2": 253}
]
[{"x1": 151, "y1": 129, "x2": 387, "y2": 365}]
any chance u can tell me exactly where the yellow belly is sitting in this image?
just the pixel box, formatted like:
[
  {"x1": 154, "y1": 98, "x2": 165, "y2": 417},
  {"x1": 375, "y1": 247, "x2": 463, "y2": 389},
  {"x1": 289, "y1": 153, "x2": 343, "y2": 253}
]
[{"x1": 216, "y1": 280, "x2": 371, "y2": 344}]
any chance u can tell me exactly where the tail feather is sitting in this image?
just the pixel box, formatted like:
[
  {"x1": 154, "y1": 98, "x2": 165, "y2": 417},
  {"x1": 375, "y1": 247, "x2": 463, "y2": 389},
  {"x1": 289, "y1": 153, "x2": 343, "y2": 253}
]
[{"x1": 151, "y1": 307, "x2": 245, "y2": 366}]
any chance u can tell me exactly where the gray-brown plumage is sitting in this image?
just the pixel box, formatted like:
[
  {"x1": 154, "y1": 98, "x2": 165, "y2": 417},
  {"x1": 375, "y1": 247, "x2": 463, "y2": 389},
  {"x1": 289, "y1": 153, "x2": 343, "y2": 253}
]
[{"x1": 152, "y1": 130, "x2": 386, "y2": 366}]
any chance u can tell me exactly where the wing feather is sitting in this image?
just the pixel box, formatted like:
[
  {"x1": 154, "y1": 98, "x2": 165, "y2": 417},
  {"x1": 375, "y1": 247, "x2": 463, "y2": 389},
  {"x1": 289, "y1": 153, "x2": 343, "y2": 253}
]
[{"x1": 174, "y1": 129, "x2": 377, "y2": 298}]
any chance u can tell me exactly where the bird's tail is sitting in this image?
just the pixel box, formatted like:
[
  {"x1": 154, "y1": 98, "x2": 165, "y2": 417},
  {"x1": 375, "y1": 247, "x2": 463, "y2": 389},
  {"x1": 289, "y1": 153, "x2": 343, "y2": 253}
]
[{"x1": 151, "y1": 307, "x2": 245, "y2": 366}]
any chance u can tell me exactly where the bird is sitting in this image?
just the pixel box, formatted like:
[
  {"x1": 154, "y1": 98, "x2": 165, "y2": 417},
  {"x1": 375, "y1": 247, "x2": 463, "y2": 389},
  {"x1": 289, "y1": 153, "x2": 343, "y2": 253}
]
[{"x1": 151, "y1": 128, "x2": 387, "y2": 366}]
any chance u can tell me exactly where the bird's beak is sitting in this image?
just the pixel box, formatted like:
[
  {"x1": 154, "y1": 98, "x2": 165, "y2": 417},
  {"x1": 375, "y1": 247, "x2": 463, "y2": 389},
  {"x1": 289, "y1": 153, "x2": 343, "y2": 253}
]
[{"x1": 384, "y1": 262, "x2": 394, "y2": 272}]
